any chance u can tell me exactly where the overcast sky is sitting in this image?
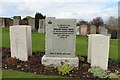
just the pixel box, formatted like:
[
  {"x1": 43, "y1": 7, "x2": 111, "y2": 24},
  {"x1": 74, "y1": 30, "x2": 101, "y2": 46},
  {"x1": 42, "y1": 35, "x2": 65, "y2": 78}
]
[{"x1": 0, "y1": 0, "x2": 119, "y2": 22}]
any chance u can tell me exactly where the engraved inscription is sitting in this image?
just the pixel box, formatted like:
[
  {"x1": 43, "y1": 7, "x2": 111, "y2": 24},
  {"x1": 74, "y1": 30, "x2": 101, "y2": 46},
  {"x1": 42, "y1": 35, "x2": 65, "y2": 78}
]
[{"x1": 53, "y1": 24, "x2": 74, "y2": 38}]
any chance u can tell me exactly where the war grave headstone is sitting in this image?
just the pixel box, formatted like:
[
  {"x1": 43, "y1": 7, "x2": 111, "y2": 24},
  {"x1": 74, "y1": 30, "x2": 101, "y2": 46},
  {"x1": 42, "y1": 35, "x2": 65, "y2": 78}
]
[
  {"x1": 42, "y1": 17, "x2": 79, "y2": 67},
  {"x1": 90, "y1": 25, "x2": 96, "y2": 34},
  {"x1": 87, "y1": 34, "x2": 110, "y2": 70},
  {"x1": 28, "y1": 18, "x2": 35, "y2": 31},
  {"x1": 76, "y1": 26, "x2": 80, "y2": 35},
  {"x1": 38, "y1": 19, "x2": 46, "y2": 33},
  {"x1": 10, "y1": 25, "x2": 32, "y2": 61},
  {"x1": 99, "y1": 26, "x2": 108, "y2": 35},
  {"x1": 13, "y1": 16, "x2": 21, "y2": 25},
  {"x1": 80, "y1": 24, "x2": 88, "y2": 36},
  {"x1": 111, "y1": 30, "x2": 117, "y2": 39}
]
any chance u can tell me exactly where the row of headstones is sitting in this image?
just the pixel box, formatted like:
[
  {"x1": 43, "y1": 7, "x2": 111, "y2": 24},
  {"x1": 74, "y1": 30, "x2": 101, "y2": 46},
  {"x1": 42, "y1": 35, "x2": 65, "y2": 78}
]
[
  {"x1": 76, "y1": 25, "x2": 120, "y2": 39},
  {"x1": 13, "y1": 16, "x2": 45, "y2": 33},
  {"x1": 76, "y1": 25, "x2": 109, "y2": 36},
  {"x1": 10, "y1": 17, "x2": 110, "y2": 70},
  {"x1": 14, "y1": 16, "x2": 119, "y2": 39}
]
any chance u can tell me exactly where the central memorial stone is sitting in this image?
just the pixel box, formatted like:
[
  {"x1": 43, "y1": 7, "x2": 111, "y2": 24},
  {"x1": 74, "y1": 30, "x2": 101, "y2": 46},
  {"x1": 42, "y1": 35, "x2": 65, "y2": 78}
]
[{"x1": 42, "y1": 17, "x2": 79, "y2": 67}]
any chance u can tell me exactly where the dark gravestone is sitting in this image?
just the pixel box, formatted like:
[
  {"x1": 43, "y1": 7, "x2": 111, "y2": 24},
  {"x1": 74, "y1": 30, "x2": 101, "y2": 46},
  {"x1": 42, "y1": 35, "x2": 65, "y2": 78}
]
[
  {"x1": 111, "y1": 30, "x2": 117, "y2": 39},
  {"x1": 117, "y1": 30, "x2": 120, "y2": 40}
]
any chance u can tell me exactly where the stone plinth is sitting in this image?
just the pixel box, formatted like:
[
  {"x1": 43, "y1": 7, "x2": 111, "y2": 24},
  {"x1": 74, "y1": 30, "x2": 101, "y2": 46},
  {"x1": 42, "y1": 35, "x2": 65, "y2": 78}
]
[{"x1": 42, "y1": 55, "x2": 79, "y2": 67}]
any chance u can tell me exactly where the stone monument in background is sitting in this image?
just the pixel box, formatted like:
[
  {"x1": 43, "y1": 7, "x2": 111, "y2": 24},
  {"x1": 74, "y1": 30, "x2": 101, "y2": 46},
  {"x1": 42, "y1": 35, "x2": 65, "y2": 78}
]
[
  {"x1": 80, "y1": 24, "x2": 88, "y2": 36},
  {"x1": 90, "y1": 25, "x2": 96, "y2": 34},
  {"x1": 99, "y1": 26, "x2": 108, "y2": 35},
  {"x1": 28, "y1": 18, "x2": 35, "y2": 31},
  {"x1": 13, "y1": 16, "x2": 21, "y2": 25},
  {"x1": 38, "y1": 19, "x2": 46, "y2": 33}
]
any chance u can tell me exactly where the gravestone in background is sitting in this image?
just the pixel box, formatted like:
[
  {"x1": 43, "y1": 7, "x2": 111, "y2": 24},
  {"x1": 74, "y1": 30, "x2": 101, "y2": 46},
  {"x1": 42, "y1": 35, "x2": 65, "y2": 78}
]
[
  {"x1": 111, "y1": 30, "x2": 117, "y2": 39},
  {"x1": 10, "y1": 25, "x2": 32, "y2": 61},
  {"x1": 28, "y1": 18, "x2": 35, "y2": 31},
  {"x1": 90, "y1": 25, "x2": 96, "y2": 34},
  {"x1": 38, "y1": 19, "x2": 46, "y2": 33},
  {"x1": 13, "y1": 16, "x2": 21, "y2": 25},
  {"x1": 117, "y1": 30, "x2": 120, "y2": 40},
  {"x1": 0, "y1": 18, "x2": 5, "y2": 28},
  {"x1": 76, "y1": 26, "x2": 79, "y2": 35},
  {"x1": 42, "y1": 17, "x2": 79, "y2": 67},
  {"x1": 88, "y1": 34, "x2": 110, "y2": 70},
  {"x1": 80, "y1": 24, "x2": 87, "y2": 36},
  {"x1": 99, "y1": 26, "x2": 108, "y2": 35}
]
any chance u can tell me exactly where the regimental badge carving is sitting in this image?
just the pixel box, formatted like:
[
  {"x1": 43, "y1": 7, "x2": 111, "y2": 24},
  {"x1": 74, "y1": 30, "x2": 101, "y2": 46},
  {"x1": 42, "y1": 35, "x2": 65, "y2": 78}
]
[{"x1": 48, "y1": 20, "x2": 52, "y2": 24}]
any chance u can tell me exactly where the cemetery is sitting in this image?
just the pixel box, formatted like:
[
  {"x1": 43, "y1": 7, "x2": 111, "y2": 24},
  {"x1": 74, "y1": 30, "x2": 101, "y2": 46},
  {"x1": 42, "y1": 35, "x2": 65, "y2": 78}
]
[{"x1": 1, "y1": 16, "x2": 120, "y2": 79}]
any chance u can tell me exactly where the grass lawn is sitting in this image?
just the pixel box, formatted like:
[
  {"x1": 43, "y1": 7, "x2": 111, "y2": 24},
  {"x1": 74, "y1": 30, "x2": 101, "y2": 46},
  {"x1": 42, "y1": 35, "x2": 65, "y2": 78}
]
[
  {"x1": 2, "y1": 28, "x2": 119, "y2": 60},
  {"x1": 2, "y1": 69, "x2": 64, "y2": 78}
]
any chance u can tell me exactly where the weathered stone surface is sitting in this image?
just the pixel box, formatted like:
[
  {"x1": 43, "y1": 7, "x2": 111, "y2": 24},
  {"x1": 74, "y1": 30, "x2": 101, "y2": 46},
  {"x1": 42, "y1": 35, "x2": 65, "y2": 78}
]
[
  {"x1": 80, "y1": 24, "x2": 88, "y2": 36},
  {"x1": 42, "y1": 17, "x2": 79, "y2": 67},
  {"x1": 10, "y1": 25, "x2": 32, "y2": 61},
  {"x1": 42, "y1": 55, "x2": 79, "y2": 67},
  {"x1": 13, "y1": 16, "x2": 21, "y2": 25},
  {"x1": 38, "y1": 19, "x2": 46, "y2": 33},
  {"x1": 90, "y1": 25, "x2": 96, "y2": 34},
  {"x1": 99, "y1": 26, "x2": 108, "y2": 35},
  {"x1": 28, "y1": 18, "x2": 35, "y2": 30},
  {"x1": 88, "y1": 34, "x2": 110, "y2": 70},
  {"x1": 45, "y1": 17, "x2": 76, "y2": 58}
]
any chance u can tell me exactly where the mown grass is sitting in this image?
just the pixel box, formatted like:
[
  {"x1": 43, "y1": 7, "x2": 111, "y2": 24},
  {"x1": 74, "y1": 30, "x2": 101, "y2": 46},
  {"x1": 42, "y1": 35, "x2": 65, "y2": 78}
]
[{"x1": 2, "y1": 69, "x2": 64, "y2": 78}]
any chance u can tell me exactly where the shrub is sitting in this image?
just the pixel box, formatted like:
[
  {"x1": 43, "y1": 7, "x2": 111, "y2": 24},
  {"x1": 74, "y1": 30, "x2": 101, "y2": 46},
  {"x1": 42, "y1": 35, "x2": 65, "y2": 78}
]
[
  {"x1": 6, "y1": 57, "x2": 19, "y2": 65},
  {"x1": 108, "y1": 73, "x2": 119, "y2": 79},
  {"x1": 45, "y1": 66, "x2": 53, "y2": 71},
  {"x1": 88, "y1": 66, "x2": 108, "y2": 78},
  {"x1": 110, "y1": 59, "x2": 120, "y2": 64},
  {"x1": 57, "y1": 64, "x2": 73, "y2": 75},
  {"x1": 77, "y1": 55, "x2": 85, "y2": 62},
  {"x1": 79, "y1": 56, "x2": 85, "y2": 62}
]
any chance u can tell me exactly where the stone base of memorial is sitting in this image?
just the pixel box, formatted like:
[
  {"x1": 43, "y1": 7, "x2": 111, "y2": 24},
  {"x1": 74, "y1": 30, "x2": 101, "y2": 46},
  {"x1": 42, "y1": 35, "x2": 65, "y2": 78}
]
[{"x1": 42, "y1": 55, "x2": 79, "y2": 68}]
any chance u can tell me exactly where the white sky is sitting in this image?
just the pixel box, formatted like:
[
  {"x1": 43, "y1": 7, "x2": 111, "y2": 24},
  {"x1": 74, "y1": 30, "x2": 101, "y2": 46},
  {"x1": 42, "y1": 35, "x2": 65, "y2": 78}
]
[{"x1": 0, "y1": 0, "x2": 119, "y2": 22}]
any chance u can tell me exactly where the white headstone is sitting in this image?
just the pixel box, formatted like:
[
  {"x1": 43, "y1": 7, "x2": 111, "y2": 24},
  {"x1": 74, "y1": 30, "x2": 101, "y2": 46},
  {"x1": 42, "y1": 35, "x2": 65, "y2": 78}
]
[
  {"x1": 87, "y1": 34, "x2": 110, "y2": 70},
  {"x1": 76, "y1": 26, "x2": 79, "y2": 35},
  {"x1": 10, "y1": 25, "x2": 32, "y2": 61},
  {"x1": 38, "y1": 19, "x2": 46, "y2": 33},
  {"x1": 42, "y1": 17, "x2": 79, "y2": 67}
]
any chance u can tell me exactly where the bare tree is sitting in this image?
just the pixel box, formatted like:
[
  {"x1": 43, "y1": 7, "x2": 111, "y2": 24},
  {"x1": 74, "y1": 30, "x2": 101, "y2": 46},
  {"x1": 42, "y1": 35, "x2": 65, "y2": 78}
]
[
  {"x1": 90, "y1": 17, "x2": 104, "y2": 33},
  {"x1": 106, "y1": 16, "x2": 118, "y2": 30}
]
